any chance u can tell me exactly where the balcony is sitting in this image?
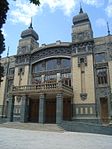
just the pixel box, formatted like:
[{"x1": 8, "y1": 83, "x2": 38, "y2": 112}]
[{"x1": 11, "y1": 81, "x2": 73, "y2": 97}]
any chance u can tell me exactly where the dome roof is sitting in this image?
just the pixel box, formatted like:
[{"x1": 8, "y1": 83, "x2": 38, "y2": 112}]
[
  {"x1": 21, "y1": 24, "x2": 39, "y2": 40},
  {"x1": 73, "y1": 8, "x2": 89, "y2": 25}
]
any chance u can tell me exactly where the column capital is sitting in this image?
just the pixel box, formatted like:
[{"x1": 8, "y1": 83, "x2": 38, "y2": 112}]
[
  {"x1": 56, "y1": 93, "x2": 63, "y2": 98},
  {"x1": 21, "y1": 95, "x2": 27, "y2": 99},
  {"x1": 39, "y1": 93, "x2": 46, "y2": 99},
  {"x1": 8, "y1": 94, "x2": 15, "y2": 100}
]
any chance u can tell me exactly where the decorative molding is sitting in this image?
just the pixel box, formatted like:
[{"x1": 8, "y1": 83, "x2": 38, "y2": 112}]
[
  {"x1": 72, "y1": 41, "x2": 94, "y2": 54},
  {"x1": 80, "y1": 93, "x2": 87, "y2": 100},
  {"x1": 78, "y1": 55, "x2": 87, "y2": 67},
  {"x1": 94, "y1": 62, "x2": 108, "y2": 68},
  {"x1": 17, "y1": 45, "x2": 31, "y2": 55},
  {"x1": 18, "y1": 66, "x2": 25, "y2": 75},
  {"x1": 108, "y1": 49, "x2": 112, "y2": 61},
  {"x1": 96, "y1": 87, "x2": 110, "y2": 97},
  {"x1": 15, "y1": 54, "x2": 30, "y2": 66},
  {"x1": 31, "y1": 47, "x2": 72, "y2": 63},
  {"x1": 16, "y1": 96, "x2": 21, "y2": 103},
  {"x1": 72, "y1": 31, "x2": 94, "y2": 43}
]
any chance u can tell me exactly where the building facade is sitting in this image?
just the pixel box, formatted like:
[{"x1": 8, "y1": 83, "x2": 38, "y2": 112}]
[{"x1": 0, "y1": 8, "x2": 112, "y2": 124}]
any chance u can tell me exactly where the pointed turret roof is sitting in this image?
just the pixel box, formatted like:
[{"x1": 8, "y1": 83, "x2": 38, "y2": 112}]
[
  {"x1": 79, "y1": 3, "x2": 83, "y2": 14},
  {"x1": 21, "y1": 19, "x2": 39, "y2": 40},
  {"x1": 73, "y1": 6, "x2": 89, "y2": 25}
]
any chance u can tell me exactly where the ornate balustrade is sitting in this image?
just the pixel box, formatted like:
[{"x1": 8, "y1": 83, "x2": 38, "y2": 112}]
[{"x1": 11, "y1": 82, "x2": 73, "y2": 96}]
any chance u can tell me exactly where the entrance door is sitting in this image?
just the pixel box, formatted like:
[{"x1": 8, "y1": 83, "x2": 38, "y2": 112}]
[
  {"x1": 100, "y1": 98, "x2": 108, "y2": 123},
  {"x1": 63, "y1": 99, "x2": 72, "y2": 120},
  {"x1": 45, "y1": 99, "x2": 56, "y2": 123},
  {"x1": 29, "y1": 99, "x2": 39, "y2": 122}
]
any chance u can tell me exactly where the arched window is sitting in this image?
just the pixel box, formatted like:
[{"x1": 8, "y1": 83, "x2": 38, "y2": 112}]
[
  {"x1": 33, "y1": 58, "x2": 71, "y2": 73},
  {"x1": 97, "y1": 68, "x2": 108, "y2": 85},
  {"x1": 46, "y1": 59, "x2": 57, "y2": 70},
  {"x1": 61, "y1": 59, "x2": 71, "y2": 68}
]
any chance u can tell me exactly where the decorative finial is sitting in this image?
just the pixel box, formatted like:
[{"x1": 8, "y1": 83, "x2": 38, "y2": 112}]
[
  {"x1": 79, "y1": 2, "x2": 83, "y2": 13},
  {"x1": 7, "y1": 46, "x2": 9, "y2": 57},
  {"x1": 29, "y1": 17, "x2": 33, "y2": 29},
  {"x1": 107, "y1": 22, "x2": 110, "y2": 35}
]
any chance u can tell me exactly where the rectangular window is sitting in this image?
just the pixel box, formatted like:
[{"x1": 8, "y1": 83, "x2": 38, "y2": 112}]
[
  {"x1": 95, "y1": 53, "x2": 106, "y2": 63},
  {"x1": 61, "y1": 59, "x2": 71, "y2": 68},
  {"x1": 9, "y1": 68, "x2": 14, "y2": 75},
  {"x1": 46, "y1": 59, "x2": 57, "y2": 70},
  {"x1": 96, "y1": 68, "x2": 108, "y2": 85},
  {"x1": 7, "y1": 79, "x2": 13, "y2": 91}
]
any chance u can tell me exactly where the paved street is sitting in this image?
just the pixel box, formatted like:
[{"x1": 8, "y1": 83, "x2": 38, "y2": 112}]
[{"x1": 0, "y1": 127, "x2": 112, "y2": 149}]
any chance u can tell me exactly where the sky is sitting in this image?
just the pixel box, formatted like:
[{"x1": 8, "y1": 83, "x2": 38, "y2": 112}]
[{"x1": 1, "y1": 0, "x2": 112, "y2": 57}]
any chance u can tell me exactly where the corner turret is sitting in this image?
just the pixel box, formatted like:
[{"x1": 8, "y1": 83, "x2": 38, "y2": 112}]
[
  {"x1": 17, "y1": 20, "x2": 39, "y2": 55},
  {"x1": 72, "y1": 7, "x2": 93, "y2": 43}
]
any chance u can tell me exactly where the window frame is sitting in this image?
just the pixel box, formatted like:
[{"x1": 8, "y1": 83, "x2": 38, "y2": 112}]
[
  {"x1": 95, "y1": 52, "x2": 106, "y2": 63},
  {"x1": 96, "y1": 67, "x2": 108, "y2": 86}
]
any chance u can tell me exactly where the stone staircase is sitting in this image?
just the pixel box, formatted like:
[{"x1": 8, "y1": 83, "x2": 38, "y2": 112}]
[
  {"x1": 59, "y1": 120, "x2": 112, "y2": 135},
  {"x1": 0, "y1": 122, "x2": 64, "y2": 132}
]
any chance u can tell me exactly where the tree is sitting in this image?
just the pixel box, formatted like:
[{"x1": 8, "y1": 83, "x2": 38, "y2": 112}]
[
  {"x1": 0, "y1": 63, "x2": 4, "y2": 82},
  {"x1": 30, "y1": 0, "x2": 40, "y2": 5},
  {"x1": 0, "y1": 0, "x2": 40, "y2": 83},
  {"x1": 0, "y1": 0, "x2": 9, "y2": 83}
]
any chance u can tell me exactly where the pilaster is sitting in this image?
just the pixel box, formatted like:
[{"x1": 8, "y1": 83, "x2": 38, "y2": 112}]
[
  {"x1": 39, "y1": 94, "x2": 46, "y2": 123},
  {"x1": 7, "y1": 95, "x2": 15, "y2": 122},
  {"x1": 20, "y1": 95, "x2": 28, "y2": 122},
  {"x1": 56, "y1": 93, "x2": 63, "y2": 124}
]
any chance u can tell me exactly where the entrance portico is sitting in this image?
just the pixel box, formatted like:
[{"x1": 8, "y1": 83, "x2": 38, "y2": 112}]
[{"x1": 8, "y1": 82, "x2": 73, "y2": 124}]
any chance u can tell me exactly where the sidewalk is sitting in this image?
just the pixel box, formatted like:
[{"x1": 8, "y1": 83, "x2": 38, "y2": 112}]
[{"x1": 0, "y1": 127, "x2": 112, "y2": 149}]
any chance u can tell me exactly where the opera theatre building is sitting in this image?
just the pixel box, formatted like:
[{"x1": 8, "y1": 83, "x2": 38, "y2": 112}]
[{"x1": 0, "y1": 8, "x2": 112, "y2": 125}]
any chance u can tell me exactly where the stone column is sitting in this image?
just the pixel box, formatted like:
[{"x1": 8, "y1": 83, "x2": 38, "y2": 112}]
[
  {"x1": 56, "y1": 93, "x2": 63, "y2": 124},
  {"x1": 20, "y1": 95, "x2": 28, "y2": 123},
  {"x1": 57, "y1": 73, "x2": 61, "y2": 83},
  {"x1": 39, "y1": 94, "x2": 46, "y2": 123},
  {"x1": 7, "y1": 95, "x2": 15, "y2": 122},
  {"x1": 41, "y1": 75, "x2": 45, "y2": 83}
]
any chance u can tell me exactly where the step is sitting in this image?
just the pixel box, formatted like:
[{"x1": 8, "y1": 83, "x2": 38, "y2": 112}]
[{"x1": 0, "y1": 122, "x2": 64, "y2": 132}]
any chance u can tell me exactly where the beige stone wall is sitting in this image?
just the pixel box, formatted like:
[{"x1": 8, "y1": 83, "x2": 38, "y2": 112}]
[
  {"x1": 72, "y1": 24, "x2": 91, "y2": 33},
  {"x1": 0, "y1": 57, "x2": 7, "y2": 107},
  {"x1": 94, "y1": 35, "x2": 112, "y2": 45},
  {"x1": 0, "y1": 76, "x2": 6, "y2": 105},
  {"x1": 72, "y1": 57, "x2": 81, "y2": 102},
  {"x1": 19, "y1": 38, "x2": 32, "y2": 47},
  {"x1": 21, "y1": 65, "x2": 29, "y2": 85},
  {"x1": 108, "y1": 61, "x2": 112, "y2": 92},
  {"x1": 0, "y1": 76, "x2": 6, "y2": 115},
  {"x1": 14, "y1": 65, "x2": 29, "y2": 86},
  {"x1": 0, "y1": 56, "x2": 15, "y2": 115},
  {"x1": 19, "y1": 37, "x2": 39, "y2": 51},
  {"x1": 13, "y1": 67, "x2": 19, "y2": 86},
  {"x1": 14, "y1": 65, "x2": 29, "y2": 105},
  {"x1": 72, "y1": 54, "x2": 95, "y2": 104}
]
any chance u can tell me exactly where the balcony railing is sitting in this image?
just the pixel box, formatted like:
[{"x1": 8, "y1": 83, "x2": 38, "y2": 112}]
[{"x1": 11, "y1": 81, "x2": 73, "y2": 96}]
